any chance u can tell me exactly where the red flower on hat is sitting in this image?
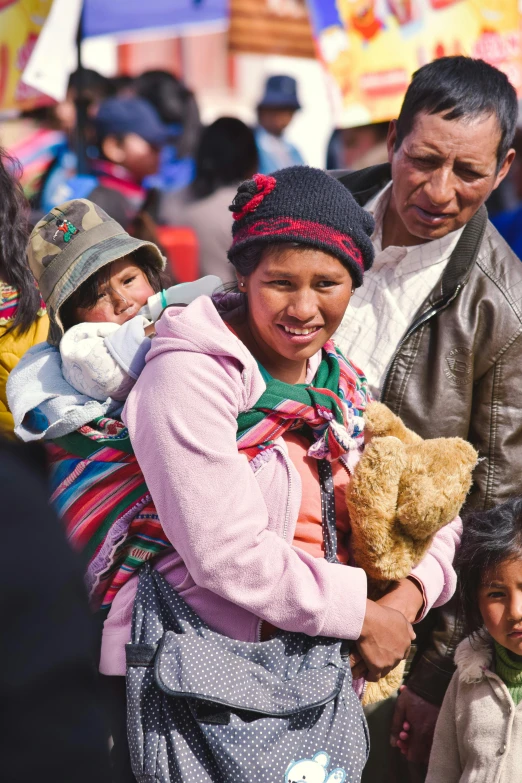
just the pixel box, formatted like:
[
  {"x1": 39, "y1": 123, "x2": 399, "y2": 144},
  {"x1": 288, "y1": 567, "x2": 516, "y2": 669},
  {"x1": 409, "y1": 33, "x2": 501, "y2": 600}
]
[{"x1": 230, "y1": 173, "x2": 277, "y2": 220}]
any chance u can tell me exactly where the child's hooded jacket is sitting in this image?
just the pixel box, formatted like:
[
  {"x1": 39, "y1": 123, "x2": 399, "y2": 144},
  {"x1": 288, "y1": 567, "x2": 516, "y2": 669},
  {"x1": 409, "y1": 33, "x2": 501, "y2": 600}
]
[{"x1": 427, "y1": 631, "x2": 522, "y2": 783}]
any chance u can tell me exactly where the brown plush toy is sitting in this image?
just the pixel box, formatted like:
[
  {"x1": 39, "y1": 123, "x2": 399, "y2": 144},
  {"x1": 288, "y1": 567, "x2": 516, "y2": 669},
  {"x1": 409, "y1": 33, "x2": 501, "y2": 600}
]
[{"x1": 346, "y1": 402, "x2": 478, "y2": 705}]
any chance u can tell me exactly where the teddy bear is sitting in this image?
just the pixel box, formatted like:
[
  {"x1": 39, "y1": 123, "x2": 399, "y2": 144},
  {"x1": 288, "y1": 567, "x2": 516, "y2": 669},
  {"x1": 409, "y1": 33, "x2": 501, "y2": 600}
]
[
  {"x1": 285, "y1": 751, "x2": 346, "y2": 783},
  {"x1": 346, "y1": 401, "x2": 478, "y2": 705}
]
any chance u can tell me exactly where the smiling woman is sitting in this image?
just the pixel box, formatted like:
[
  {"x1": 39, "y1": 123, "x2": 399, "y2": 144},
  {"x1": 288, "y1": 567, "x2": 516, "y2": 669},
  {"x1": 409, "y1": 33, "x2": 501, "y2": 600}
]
[
  {"x1": 103, "y1": 165, "x2": 464, "y2": 781},
  {"x1": 232, "y1": 244, "x2": 355, "y2": 384}
]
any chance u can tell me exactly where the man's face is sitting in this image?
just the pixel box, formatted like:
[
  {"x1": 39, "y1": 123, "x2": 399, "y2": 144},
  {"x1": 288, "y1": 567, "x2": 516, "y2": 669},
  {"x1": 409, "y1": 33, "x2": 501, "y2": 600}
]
[
  {"x1": 258, "y1": 107, "x2": 297, "y2": 137},
  {"x1": 387, "y1": 111, "x2": 515, "y2": 244}
]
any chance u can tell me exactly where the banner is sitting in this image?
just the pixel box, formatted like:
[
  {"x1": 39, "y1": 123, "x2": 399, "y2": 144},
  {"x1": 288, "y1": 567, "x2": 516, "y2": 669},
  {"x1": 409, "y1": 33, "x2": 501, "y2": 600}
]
[
  {"x1": 307, "y1": 0, "x2": 522, "y2": 126},
  {"x1": 0, "y1": 0, "x2": 55, "y2": 112},
  {"x1": 228, "y1": 0, "x2": 316, "y2": 58},
  {"x1": 83, "y1": 0, "x2": 228, "y2": 38}
]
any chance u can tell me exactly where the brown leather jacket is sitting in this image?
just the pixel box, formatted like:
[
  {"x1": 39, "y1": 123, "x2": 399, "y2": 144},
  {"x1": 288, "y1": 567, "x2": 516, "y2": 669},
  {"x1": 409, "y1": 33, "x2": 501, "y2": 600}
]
[{"x1": 336, "y1": 164, "x2": 522, "y2": 704}]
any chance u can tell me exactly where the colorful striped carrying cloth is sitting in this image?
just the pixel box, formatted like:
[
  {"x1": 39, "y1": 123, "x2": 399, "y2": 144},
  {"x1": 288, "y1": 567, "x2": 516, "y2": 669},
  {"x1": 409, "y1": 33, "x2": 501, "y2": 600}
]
[
  {"x1": 47, "y1": 417, "x2": 169, "y2": 611},
  {"x1": 47, "y1": 340, "x2": 369, "y2": 611}
]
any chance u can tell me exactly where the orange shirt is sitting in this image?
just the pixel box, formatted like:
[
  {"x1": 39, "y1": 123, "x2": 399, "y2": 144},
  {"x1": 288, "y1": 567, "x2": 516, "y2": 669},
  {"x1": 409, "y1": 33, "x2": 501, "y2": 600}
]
[{"x1": 285, "y1": 431, "x2": 352, "y2": 564}]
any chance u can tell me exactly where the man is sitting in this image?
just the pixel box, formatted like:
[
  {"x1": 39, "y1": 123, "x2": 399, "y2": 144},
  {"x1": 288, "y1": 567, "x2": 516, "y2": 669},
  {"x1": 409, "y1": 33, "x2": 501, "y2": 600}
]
[
  {"x1": 333, "y1": 56, "x2": 521, "y2": 782},
  {"x1": 255, "y1": 74, "x2": 305, "y2": 173}
]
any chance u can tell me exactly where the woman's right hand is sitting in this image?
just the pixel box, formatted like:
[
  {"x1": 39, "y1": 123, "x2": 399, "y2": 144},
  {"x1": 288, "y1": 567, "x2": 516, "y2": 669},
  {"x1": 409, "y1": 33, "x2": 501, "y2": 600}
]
[{"x1": 355, "y1": 600, "x2": 415, "y2": 682}]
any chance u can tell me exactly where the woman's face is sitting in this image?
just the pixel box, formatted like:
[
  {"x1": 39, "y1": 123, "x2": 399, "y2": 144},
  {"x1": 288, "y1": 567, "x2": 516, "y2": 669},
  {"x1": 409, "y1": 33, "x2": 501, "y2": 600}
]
[
  {"x1": 239, "y1": 246, "x2": 354, "y2": 375},
  {"x1": 75, "y1": 257, "x2": 155, "y2": 325},
  {"x1": 478, "y1": 557, "x2": 522, "y2": 656}
]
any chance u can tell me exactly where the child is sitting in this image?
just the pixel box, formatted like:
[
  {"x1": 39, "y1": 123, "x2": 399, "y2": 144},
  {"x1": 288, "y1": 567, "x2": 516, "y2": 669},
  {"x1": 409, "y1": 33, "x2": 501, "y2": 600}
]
[
  {"x1": 58, "y1": 254, "x2": 220, "y2": 402},
  {"x1": 425, "y1": 497, "x2": 522, "y2": 783},
  {"x1": 6, "y1": 198, "x2": 220, "y2": 437}
]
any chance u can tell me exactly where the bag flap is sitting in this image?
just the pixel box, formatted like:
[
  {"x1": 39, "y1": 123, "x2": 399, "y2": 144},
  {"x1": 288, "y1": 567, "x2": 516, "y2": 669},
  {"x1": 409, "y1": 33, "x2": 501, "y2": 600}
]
[{"x1": 154, "y1": 631, "x2": 345, "y2": 716}]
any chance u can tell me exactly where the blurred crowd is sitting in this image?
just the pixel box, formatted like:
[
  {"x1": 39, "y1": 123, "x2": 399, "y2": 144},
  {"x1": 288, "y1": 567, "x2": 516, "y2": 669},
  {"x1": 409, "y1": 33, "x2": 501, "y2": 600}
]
[
  {"x1": 0, "y1": 68, "x2": 395, "y2": 289},
  {"x1": 3, "y1": 64, "x2": 520, "y2": 290}
]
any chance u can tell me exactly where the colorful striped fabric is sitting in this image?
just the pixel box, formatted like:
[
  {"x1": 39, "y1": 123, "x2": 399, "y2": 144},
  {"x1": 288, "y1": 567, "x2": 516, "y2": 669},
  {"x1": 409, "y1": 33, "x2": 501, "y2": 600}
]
[
  {"x1": 0, "y1": 282, "x2": 46, "y2": 325},
  {"x1": 236, "y1": 340, "x2": 370, "y2": 463},
  {"x1": 47, "y1": 342, "x2": 370, "y2": 610},
  {"x1": 47, "y1": 417, "x2": 170, "y2": 610},
  {"x1": 6, "y1": 125, "x2": 67, "y2": 202}
]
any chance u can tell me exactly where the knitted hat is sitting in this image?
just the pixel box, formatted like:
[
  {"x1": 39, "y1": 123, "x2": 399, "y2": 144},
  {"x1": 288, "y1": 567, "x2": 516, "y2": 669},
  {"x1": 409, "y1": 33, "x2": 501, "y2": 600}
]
[
  {"x1": 28, "y1": 199, "x2": 165, "y2": 345},
  {"x1": 227, "y1": 166, "x2": 374, "y2": 287}
]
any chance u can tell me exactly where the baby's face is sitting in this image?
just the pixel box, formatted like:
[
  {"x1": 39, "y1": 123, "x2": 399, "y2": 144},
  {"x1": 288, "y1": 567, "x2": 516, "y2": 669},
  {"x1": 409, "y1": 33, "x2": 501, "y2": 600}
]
[{"x1": 75, "y1": 258, "x2": 155, "y2": 325}]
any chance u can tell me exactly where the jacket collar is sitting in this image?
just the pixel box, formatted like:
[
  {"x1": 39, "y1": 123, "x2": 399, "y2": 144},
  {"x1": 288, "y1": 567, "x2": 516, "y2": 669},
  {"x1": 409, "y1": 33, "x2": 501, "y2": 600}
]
[
  {"x1": 454, "y1": 631, "x2": 494, "y2": 683},
  {"x1": 333, "y1": 164, "x2": 489, "y2": 303}
]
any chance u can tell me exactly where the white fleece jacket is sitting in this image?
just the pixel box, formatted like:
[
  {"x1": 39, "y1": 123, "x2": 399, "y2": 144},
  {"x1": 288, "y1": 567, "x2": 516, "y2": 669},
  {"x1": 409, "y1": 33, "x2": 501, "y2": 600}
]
[{"x1": 426, "y1": 632, "x2": 522, "y2": 783}]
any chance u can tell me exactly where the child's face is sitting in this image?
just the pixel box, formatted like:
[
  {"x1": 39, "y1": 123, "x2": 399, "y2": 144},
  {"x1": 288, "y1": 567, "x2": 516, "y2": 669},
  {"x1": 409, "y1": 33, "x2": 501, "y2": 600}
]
[
  {"x1": 479, "y1": 558, "x2": 522, "y2": 656},
  {"x1": 75, "y1": 257, "x2": 155, "y2": 326}
]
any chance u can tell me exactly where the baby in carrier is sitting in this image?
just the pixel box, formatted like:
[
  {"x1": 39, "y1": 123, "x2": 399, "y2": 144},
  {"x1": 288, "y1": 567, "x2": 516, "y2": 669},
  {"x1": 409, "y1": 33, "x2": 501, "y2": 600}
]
[{"x1": 24, "y1": 199, "x2": 221, "y2": 405}]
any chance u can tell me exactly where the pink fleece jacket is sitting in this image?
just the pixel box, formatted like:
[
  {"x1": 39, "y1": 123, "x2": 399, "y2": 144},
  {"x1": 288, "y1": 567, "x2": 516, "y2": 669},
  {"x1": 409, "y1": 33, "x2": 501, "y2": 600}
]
[{"x1": 100, "y1": 296, "x2": 462, "y2": 675}]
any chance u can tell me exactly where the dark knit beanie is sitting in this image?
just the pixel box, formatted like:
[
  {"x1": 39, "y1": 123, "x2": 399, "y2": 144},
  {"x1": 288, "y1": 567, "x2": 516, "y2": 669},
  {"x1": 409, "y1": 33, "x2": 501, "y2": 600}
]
[{"x1": 227, "y1": 165, "x2": 374, "y2": 287}]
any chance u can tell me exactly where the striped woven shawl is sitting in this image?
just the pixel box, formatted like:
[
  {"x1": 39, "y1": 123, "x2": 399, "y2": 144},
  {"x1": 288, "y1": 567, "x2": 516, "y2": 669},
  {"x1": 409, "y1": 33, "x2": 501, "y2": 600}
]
[{"x1": 48, "y1": 340, "x2": 369, "y2": 610}]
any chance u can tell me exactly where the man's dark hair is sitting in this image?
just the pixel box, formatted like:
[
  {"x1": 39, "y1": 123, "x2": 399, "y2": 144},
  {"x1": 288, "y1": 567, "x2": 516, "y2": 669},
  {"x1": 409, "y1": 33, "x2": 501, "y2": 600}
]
[
  {"x1": 457, "y1": 497, "x2": 522, "y2": 638},
  {"x1": 395, "y1": 56, "x2": 518, "y2": 167}
]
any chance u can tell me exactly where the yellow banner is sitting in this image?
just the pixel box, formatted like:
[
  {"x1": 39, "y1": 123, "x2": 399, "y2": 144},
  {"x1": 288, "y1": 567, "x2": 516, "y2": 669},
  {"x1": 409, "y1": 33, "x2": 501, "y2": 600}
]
[
  {"x1": 0, "y1": 0, "x2": 54, "y2": 112},
  {"x1": 308, "y1": 0, "x2": 522, "y2": 125}
]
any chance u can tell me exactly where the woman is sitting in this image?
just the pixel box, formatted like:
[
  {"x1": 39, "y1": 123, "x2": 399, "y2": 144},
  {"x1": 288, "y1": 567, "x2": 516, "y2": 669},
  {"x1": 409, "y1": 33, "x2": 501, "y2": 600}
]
[
  {"x1": 159, "y1": 117, "x2": 259, "y2": 282},
  {"x1": 8, "y1": 168, "x2": 460, "y2": 781},
  {"x1": 107, "y1": 166, "x2": 461, "y2": 778},
  {"x1": 0, "y1": 148, "x2": 48, "y2": 436}
]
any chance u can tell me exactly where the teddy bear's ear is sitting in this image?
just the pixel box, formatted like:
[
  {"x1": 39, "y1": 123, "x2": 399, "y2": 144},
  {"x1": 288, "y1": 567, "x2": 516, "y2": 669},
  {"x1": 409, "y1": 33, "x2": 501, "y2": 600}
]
[
  {"x1": 364, "y1": 402, "x2": 421, "y2": 445},
  {"x1": 313, "y1": 751, "x2": 330, "y2": 768}
]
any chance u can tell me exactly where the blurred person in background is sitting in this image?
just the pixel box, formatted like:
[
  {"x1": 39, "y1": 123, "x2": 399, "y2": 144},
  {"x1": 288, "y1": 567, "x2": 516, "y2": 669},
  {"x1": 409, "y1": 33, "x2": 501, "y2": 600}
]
[
  {"x1": 109, "y1": 74, "x2": 137, "y2": 99},
  {"x1": 0, "y1": 148, "x2": 48, "y2": 437},
  {"x1": 135, "y1": 69, "x2": 201, "y2": 194},
  {"x1": 160, "y1": 117, "x2": 258, "y2": 282},
  {"x1": 0, "y1": 437, "x2": 111, "y2": 782},
  {"x1": 334, "y1": 56, "x2": 521, "y2": 783},
  {"x1": 255, "y1": 74, "x2": 305, "y2": 173},
  {"x1": 38, "y1": 68, "x2": 112, "y2": 215},
  {"x1": 327, "y1": 121, "x2": 390, "y2": 171},
  {"x1": 492, "y1": 127, "x2": 522, "y2": 257},
  {"x1": 87, "y1": 96, "x2": 171, "y2": 231},
  {"x1": 1, "y1": 69, "x2": 111, "y2": 218},
  {"x1": 0, "y1": 107, "x2": 65, "y2": 208}
]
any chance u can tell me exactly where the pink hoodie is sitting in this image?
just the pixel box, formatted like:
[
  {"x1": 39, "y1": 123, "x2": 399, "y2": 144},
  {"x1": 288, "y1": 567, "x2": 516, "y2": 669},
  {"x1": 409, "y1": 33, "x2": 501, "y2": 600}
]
[{"x1": 100, "y1": 296, "x2": 462, "y2": 676}]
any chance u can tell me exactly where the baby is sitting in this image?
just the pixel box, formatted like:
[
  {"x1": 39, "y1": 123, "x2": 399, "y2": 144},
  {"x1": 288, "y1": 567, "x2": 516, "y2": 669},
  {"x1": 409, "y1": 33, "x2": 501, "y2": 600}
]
[
  {"x1": 59, "y1": 255, "x2": 220, "y2": 401},
  {"x1": 23, "y1": 199, "x2": 221, "y2": 404}
]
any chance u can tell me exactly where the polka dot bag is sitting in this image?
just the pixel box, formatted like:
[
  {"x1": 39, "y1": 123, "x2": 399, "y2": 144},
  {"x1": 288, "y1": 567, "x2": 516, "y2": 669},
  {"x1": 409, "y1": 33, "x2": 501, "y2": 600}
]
[{"x1": 125, "y1": 564, "x2": 369, "y2": 782}]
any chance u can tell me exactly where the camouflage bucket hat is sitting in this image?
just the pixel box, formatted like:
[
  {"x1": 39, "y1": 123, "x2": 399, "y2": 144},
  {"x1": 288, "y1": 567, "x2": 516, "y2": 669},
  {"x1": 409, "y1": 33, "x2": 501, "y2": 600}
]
[{"x1": 28, "y1": 199, "x2": 166, "y2": 345}]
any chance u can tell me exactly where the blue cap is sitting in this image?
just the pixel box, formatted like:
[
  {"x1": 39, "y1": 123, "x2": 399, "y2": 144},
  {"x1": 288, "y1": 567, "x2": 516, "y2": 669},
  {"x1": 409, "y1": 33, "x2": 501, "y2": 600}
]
[
  {"x1": 95, "y1": 97, "x2": 171, "y2": 147},
  {"x1": 257, "y1": 75, "x2": 301, "y2": 111}
]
